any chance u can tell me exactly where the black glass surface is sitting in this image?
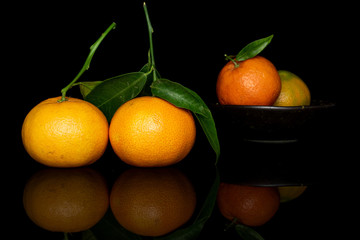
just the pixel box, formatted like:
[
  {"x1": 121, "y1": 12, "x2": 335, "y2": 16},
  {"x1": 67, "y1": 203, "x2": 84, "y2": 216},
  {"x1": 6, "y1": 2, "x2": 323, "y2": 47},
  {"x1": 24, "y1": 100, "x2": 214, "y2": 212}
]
[{"x1": 10, "y1": 1, "x2": 348, "y2": 239}]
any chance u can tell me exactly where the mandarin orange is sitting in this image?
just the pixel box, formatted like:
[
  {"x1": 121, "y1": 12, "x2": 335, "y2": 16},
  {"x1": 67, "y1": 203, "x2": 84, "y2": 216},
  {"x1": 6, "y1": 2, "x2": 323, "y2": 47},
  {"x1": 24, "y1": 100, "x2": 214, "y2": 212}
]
[
  {"x1": 109, "y1": 96, "x2": 196, "y2": 167},
  {"x1": 216, "y1": 56, "x2": 281, "y2": 105},
  {"x1": 273, "y1": 70, "x2": 311, "y2": 106},
  {"x1": 22, "y1": 97, "x2": 108, "y2": 167}
]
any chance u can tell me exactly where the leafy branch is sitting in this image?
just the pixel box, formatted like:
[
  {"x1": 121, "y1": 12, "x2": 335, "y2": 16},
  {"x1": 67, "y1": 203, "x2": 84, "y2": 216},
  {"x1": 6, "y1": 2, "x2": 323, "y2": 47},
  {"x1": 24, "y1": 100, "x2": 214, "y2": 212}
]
[
  {"x1": 59, "y1": 22, "x2": 116, "y2": 102},
  {"x1": 80, "y1": 2, "x2": 220, "y2": 162}
]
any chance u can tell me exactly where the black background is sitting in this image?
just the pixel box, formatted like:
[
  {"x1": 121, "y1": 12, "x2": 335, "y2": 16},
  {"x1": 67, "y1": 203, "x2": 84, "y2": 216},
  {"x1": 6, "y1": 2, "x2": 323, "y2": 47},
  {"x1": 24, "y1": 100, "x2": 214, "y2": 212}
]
[
  {"x1": 13, "y1": 0, "x2": 349, "y2": 105},
  {"x1": 8, "y1": 0, "x2": 353, "y2": 239}
]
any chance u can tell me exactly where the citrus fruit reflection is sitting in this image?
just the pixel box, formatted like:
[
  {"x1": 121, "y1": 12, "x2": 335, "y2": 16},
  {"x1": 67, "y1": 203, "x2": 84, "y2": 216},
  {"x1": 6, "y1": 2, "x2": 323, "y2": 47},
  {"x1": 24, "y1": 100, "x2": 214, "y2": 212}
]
[
  {"x1": 217, "y1": 183, "x2": 280, "y2": 227},
  {"x1": 278, "y1": 185, "x2": 307, "y2": 203},
  {"x1": 23, "y1": 168, "x2": 109, "y2": 232},
  {"x1": 110, "y1": 167, "x2": 197, "y2": 237}
]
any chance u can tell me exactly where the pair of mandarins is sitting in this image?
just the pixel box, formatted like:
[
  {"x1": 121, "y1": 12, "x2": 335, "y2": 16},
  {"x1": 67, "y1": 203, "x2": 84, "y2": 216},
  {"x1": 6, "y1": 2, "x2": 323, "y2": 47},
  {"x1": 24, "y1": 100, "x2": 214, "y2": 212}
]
[{"x1": 21, "y1": 95, "x2": 196, "y2": 168}]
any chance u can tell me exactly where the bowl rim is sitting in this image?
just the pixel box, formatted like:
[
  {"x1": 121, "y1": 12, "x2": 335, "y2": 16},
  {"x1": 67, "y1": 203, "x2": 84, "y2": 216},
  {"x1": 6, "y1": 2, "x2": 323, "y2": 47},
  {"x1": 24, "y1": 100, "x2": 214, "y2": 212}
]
[{"x1": 213, "y1": 99, "x2": 336, "y2": 111}]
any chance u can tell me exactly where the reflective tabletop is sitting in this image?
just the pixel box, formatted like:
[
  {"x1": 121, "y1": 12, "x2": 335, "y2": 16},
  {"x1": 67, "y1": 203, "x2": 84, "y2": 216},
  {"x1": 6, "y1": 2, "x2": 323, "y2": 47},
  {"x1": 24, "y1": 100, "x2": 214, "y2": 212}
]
[{"x1": 14, "y1": 121, "x2": 344, "y2": 240}]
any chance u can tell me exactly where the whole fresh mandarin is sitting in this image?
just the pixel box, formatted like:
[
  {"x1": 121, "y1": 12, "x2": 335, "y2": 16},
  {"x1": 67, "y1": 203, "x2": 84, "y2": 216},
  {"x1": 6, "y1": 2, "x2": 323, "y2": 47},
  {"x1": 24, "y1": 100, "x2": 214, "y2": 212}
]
[
  {"x1": 217, "y1": 183, "x2": 280, "y2": 227},
  {"x1": 273, "y1": 70, "x2": 311, "y2": 106},
  {"x1": 109, "y1": 96, "x2": 196, "y2": 167},
  {"x1": 216, "y1": 56, "x2": 281, "y2": 105},
  {"x1": 22, "y1": 97, "x2": 108, "y2": 167}
]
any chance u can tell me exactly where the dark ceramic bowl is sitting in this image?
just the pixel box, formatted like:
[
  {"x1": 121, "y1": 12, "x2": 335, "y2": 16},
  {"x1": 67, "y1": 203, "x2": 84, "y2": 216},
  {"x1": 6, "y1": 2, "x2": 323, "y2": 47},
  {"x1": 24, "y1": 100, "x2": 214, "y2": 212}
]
[
  {"x1": 212, "y1": 100, "x2": 337, "y2": 186},
  {"x1": 212, "y1": 99, "x2": 336, "y2": 143}
]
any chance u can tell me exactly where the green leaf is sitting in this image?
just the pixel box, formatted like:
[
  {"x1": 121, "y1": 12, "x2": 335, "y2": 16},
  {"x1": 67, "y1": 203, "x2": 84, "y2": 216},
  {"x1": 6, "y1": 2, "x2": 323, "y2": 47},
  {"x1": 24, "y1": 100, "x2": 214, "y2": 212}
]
[
  {"x1": 235, "y1": 224, "x2": 265, "y2": 240},
  {"x1": 194, "y1": 113, "x2": 220, "y2": 164},
  {"x1": 77, "y1": 81, "x2": 103, "y2": 98},
  {"x1": 85, "y1": 72, "x2": 147, "y2": 122},
  {"x1": 236, "y1": 35, "x2": 273, "y2": 62},
  {"x1": 151, "y1": 79, "x2": 208, "y2": 116},
  {"x1": 151, "y1": 78, "x2": 220, "y2": 163}
]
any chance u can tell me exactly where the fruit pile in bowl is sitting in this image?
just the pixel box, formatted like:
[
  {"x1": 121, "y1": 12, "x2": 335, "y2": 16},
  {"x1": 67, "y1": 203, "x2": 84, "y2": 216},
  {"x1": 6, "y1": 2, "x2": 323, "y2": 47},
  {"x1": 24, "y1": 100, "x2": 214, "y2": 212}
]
[{"x1": 212, "y1": 36, "x2": 335, "y2": 143}]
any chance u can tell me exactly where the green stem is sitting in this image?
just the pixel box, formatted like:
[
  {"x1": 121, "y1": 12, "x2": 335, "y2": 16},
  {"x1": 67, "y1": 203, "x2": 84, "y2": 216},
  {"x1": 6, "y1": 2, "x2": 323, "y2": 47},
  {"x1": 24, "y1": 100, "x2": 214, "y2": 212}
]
[
  {"x1": 224, "y1": 54, "x2": 239, "y2": 68},
  {"x1": 143, "y1": 2, "x2": 157, "y2": 82},
  {"x1": 59, "y1": 22, "x2": 117, "y2": 102}
]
